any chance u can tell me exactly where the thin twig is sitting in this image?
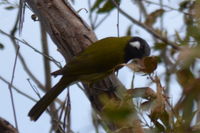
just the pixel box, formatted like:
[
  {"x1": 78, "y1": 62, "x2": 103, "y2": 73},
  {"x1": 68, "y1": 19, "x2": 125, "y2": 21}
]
[
  {"x1": 116, "y1": 1, "x2": 120, "y2": 37},
  {"x1": 27, "y1": 78, "x2": 41, "y2": 98},
  {"x1": 0, "y1": 76, "x2": 37, "y2": 102},
  {"x1": 142, "y1": 0, "x2": 191, "y2": 15},
  {"x1": 133, "y1": 0, "x2": 148, "y2": 17},
  {"x1": 76, "y1": 83, "x2": 85, "y2": 91},
  {"x1": 40, "y1": 22, "x2": 52, "y2": 89},
  {"x1": 94, "y1": 12, "x2": 111, "y2": 30},
  {"x1": 18, "y1": 0, "x2": 25, "y2": 34},
  {"x1": 28, "y1": 78, "x2": 64, "y2": 106},
  {"x1": 58, "y1": 94, "x2": 67, "y2": 129},
  {"x1": 8, "y1": 44, "x2": 20, "y2": 131},
  {"x1": 0, "y1": 29, "x2": 61, "y2": 68},
  {"x1": 87, "y1": 0, "x2": 111, "y2": 30},
  {"x1": 88, "y1": 0, "x2": 95, "y2": 30},
  {"x1": 8, "y1": 14, "x2": 45, "y2": 91},
  {"x1": 130, "y1": 73, "x2": 135, "y2": 89},
  {"x1": 40, "y1": 22, "x2": 60, "y2": 131},
  {"x1": 77, "y1": 8, "x2": 88, "y2": 13},
  {"x1": 159, "y1": 0, "x2": 164, "y2": 31},
  {"x1": 66, "y1": 88, "x2": 71, "y2": 133},
  {"x1": 136, "y1": 103, "x2": 151, "y2": 128}
]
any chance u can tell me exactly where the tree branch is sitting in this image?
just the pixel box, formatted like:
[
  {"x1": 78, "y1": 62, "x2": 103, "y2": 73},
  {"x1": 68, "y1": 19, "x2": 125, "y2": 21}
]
[{"x1": 110, "y1": 0, "x2": 181, "y2": 50}]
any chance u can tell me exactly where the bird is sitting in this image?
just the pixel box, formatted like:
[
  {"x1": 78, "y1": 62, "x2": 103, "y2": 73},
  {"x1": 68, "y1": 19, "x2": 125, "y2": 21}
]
[{"x1": 28, "y1": 36, "x2": 151, "y2": 121}]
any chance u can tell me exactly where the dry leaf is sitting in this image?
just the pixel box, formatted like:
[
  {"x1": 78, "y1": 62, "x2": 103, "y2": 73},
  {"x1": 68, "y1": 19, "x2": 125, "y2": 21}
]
[{"x1": 127, "y1": 56, "x2": 158, "y2": 74}]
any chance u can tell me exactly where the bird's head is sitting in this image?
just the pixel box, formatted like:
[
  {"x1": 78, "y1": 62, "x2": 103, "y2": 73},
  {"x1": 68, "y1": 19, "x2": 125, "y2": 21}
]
[{"x1": 124, "y1": 37, "x2": 150, "y2": 63}]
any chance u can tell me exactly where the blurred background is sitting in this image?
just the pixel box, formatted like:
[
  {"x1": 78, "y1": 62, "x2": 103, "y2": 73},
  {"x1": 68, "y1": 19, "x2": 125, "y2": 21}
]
[{"x1": 0, "y1": 0, "x2": 199, "y2": 133}]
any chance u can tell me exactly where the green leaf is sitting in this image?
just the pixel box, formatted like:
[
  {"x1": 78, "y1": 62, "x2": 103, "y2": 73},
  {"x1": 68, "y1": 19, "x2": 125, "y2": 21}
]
[
  {"x1": 187, "y1": 25, "x2": 200, "y2": 42},
  {"x1": 98, "y1": 0, "x2": 120, "y2": 13},
  {"x1": 91, "y1": 0, "x2": 104, "y2": 12},
  {"x1": 97, "y1": 1, "x2": 115, "y2": 13},
  {"x1": 91, "y1": 0, "x2": 120, "y2": 14},
  {"x1": 5, "y1": 6, "x2": 15, "y2": 10}
]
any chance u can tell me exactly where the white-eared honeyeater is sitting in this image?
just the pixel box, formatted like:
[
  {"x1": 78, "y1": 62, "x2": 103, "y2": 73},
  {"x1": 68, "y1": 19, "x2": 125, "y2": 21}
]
[{"x1": 28, "y1": 36, "x2": 150, "y2": 121}]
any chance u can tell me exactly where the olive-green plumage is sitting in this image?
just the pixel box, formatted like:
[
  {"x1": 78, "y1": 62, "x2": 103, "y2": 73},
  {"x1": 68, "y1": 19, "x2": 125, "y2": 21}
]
[
  {"x1": 28, "y1": 36, "x2": 150, "y2": 121},
  {"x1": 53, "y1": 36, "x2": 132, "y2": 81}
]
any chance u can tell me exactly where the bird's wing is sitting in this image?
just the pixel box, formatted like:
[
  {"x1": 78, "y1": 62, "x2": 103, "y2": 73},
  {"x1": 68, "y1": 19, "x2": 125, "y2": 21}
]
[
  {"x1": 53, "y1": 37, "x2": 131, "y2": 77},
  {"x1": 66, "y1": 52, "x2": 118, "y2": 76}
]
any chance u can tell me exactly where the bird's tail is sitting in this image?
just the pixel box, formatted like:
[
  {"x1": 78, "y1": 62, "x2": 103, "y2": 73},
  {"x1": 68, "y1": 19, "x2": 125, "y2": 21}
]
[{"x1": 28, "y1": 77, "x2": 74, "y2": 121}]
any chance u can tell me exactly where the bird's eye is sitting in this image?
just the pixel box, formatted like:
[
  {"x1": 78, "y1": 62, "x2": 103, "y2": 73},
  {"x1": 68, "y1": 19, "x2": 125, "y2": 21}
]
[{"x1": 129, "y1": 41, "x2": 140, "y2": 50}]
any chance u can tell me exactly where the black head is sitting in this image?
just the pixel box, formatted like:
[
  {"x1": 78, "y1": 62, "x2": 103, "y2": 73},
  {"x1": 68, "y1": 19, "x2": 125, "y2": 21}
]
[{"x1": 124, "y1": 37, "x2": 150, "y2": 63}]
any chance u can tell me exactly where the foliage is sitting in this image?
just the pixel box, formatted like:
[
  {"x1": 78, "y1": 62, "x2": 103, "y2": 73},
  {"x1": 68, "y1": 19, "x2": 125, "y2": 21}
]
[
  {"x1": 1, "y1": 0, "x2": 200, "y2": 133},
  {"x1": 89, "y1": 0, "x2": 200, "y2": 132}
]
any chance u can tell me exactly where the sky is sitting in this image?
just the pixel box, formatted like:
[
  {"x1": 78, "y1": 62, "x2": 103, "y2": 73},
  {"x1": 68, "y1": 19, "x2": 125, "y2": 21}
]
[{"x1": 0, "y1": 0, "x2": 183, "y2": 133}]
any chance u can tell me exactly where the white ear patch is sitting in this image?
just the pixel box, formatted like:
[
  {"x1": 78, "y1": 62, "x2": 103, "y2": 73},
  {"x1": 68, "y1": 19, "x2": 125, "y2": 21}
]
[{"x1": 130, "y1": 41, "x2": 141, "y2": 49}]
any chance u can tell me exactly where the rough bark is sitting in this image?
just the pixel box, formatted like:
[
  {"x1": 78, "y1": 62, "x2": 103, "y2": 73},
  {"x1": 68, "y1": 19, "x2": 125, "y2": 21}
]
[
  {"x1": 25, "y1": 0, "x2": 141, "y2": 132},
  {"x1": 0, "y1": 117, "x2": 18, "y2": 133}
]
